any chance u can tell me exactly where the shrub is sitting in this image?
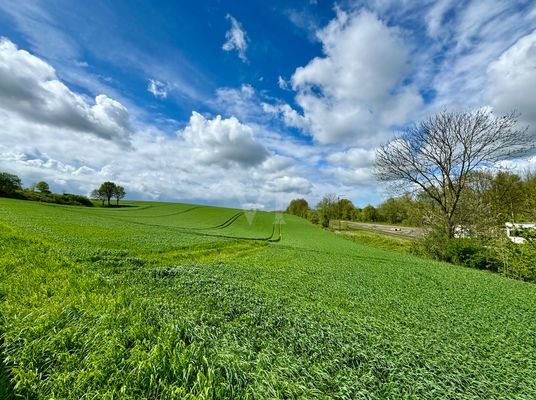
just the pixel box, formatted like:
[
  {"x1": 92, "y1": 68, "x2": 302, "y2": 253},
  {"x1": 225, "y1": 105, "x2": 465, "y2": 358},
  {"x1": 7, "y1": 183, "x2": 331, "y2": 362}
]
[
  {"x1": 412, "y1": 232, "x2": 499, "y2": 271},
  {"x1": 18, "y1": 191, "x2": 93, "y2": 207},
  {"x1": 494, "y1": 238, "x2": 536, "y2": 282},
  {"x1": 444, "y1": 238, "x2": 498, "y2": 270}
]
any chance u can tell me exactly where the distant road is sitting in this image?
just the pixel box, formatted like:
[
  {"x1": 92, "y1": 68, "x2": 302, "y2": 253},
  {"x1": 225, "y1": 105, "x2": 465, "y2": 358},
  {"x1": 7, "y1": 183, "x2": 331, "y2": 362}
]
[{"x1": 333, "y1": 220, "x2": 426, "y2": 240}]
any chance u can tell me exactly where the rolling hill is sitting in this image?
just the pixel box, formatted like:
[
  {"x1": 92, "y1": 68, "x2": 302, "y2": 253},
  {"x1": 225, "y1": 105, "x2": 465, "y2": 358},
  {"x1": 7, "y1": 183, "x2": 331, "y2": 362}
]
[{"x1": 0, "y1": 198, "x2": 535, "y2": 399}]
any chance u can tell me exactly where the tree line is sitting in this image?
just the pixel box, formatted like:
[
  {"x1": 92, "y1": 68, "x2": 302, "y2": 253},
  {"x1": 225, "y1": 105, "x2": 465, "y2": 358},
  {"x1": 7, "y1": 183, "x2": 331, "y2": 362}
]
[
  {"x1": 0, "y1": 172, "x2": 127, "y2": 208},
  {"x1": 289, "y1": 170, "x2": 536, "y2": 229},
  {"x1": 287, "y1": 109, "x2": 536, "y2": 282}
]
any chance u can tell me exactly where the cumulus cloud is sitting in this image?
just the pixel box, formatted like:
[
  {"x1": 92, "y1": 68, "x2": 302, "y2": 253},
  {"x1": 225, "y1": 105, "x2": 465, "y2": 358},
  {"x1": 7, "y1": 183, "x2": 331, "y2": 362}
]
[
  {"x1": 0, "y1": 38, "x2": 132, "y2": 146},
  {"x1": 222, "y1": 14, "x2": 248, "y2": 62},
  {"x1": 262, "y1": 102, "x2": 308, "y2": 130},
  {"x1": 265, "y1": 175, "x2": 313, "y2": 194},
  {"x1": 322, "y1": 165, "x2": 377, "y2": 187},
  {"x1": 327, "y1": 148, "x2": 376, "y2": 169},
  {"x1": 147, "y1": 79, "x2": 168, "y2": 98},
  {"x1": 285, "y1": 9, "x2": 422, "y2": 145},
  {"x1": 179, "y1": 112, "x2": 268, "y2": 168},
  {"x1": 485, "y1": 31, "x2": 536, "y2": 133}
]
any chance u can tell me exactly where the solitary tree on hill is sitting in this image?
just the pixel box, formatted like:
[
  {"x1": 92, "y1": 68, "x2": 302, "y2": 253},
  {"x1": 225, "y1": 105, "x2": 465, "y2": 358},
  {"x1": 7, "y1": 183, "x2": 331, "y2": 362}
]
[
  {"x1": 100, "y1": 182, "x2": 116, "y2": 206},
  {"x1": 92, "y1": 182, "x2": 126, "y2": 206}
]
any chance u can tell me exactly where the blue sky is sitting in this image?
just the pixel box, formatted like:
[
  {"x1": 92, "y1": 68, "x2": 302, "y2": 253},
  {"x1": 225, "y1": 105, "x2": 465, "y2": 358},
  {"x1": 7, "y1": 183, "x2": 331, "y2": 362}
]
[{"x1": 0, "y1": 0, "x2": 535, "y2": 209}]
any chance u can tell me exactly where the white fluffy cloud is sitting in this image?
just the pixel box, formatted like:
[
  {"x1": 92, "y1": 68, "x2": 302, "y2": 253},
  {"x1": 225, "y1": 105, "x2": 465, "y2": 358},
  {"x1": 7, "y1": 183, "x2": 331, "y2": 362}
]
[
  {"x1": 485, "y1": 31, "x2": 536, "y2": 132},
  {"x1": 0, "y1": 38, "x2": 314, "y2": 208},
  {"x1": 264, "y1": 175, "x2": 313, "y2": 194},
  {"x1": 262, "y1": 102, "x2": 308, "y2": 130},
  {"x1": 287, "y1": 9, "x2": 422, "y2": 145},
  {"x1": 222, "y1": 14, "x2": 248, "y2": 63},
  {"x1": 327, "y1": 148, "x2": 376, "y2": 169},
  {"x1": 0, "y1": 38, "x2": 132, "y2": 146},
  {"x1": 180, "y1": 112, "x2": 268, "y2": 168}
]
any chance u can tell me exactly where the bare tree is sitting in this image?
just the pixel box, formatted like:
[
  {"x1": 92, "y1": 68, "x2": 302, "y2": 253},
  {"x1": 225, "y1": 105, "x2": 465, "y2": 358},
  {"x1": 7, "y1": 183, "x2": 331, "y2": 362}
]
[{"x1": 376, "y1": 109, "x2": 528, "y2": 237}]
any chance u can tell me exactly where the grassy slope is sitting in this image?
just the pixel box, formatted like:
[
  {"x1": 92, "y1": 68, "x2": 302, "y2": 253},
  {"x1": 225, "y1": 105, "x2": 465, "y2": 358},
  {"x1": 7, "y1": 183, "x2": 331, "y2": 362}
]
[
  {"x1": 0, "y1": 198, "x2": 535, "y2": 399},
  {"x1": 337, "y1": 230, "x2": 413, "y2": 253}
]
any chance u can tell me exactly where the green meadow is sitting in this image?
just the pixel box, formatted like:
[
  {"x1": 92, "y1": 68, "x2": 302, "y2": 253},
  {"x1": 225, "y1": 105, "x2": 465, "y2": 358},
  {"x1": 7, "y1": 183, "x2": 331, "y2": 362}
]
[{"x1": 1, "y1": 197, "x2": 535, "y2": 399}]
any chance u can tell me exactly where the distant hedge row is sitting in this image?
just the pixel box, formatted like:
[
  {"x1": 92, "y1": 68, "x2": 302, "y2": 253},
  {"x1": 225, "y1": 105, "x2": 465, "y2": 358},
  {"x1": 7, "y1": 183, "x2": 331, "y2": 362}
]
[{"x1": 0, "y1": 171, "x2": 93, "y2": 207}]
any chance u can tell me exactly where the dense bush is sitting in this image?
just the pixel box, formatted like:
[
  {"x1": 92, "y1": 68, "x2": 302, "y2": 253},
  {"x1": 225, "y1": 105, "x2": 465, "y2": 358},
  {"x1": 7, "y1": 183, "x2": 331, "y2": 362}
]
[
  {"x1": 494, "y1": 238, "x2": 536, "y2": 282},
  {"x1": 22, "y1": 191, "x2": 93, "y2": 207},
  {"x1": 412, "y1": 230, "x2": 535, "y2": 282},
  {"x1": 444, "y1": 238, "x2": 499, "y2": 270}
]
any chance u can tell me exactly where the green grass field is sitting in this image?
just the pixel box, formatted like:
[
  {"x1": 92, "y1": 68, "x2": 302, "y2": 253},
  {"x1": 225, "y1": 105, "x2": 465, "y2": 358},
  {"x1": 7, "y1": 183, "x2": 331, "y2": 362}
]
[{"x1": 1, "y1": 198, "x2": 535, "y2": 399}]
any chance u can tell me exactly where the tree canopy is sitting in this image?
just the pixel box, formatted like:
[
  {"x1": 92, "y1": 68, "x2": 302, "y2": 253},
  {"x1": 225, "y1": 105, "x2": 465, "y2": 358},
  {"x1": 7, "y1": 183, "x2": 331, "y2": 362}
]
[
  {"x1": 35, "y1": 181, "x2": 51, "y2": 194},
  {"x1": 0, "y1": 172, "x2": 22, "y2": 195},
  {"x1": 286, "y1": 198, "x2": 309, "y2": 218},
  {"x1": 92, "y1": 182, "x2": 126, "y2": 206}
]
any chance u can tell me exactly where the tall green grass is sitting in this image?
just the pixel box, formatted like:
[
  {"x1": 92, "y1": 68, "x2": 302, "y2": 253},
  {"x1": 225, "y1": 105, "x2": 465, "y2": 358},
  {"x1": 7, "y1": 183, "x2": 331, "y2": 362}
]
[{"x1": 1, "y1": 198, "x2": 535, "y2": 398}]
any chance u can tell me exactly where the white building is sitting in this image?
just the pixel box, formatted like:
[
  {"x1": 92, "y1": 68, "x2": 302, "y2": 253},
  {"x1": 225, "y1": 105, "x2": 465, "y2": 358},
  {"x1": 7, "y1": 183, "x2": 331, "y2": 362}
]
[{"x1": 505, "y1": 222, "x2": 536, "y2": 244}]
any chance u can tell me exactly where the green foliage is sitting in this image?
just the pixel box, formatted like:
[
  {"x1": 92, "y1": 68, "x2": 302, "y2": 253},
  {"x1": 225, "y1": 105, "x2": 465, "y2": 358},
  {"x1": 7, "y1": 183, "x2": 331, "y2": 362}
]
[
  {"x1": 35, "y1": 181, "x2": 51, "y2": 193},
  {"x1": 306, "y1": 209, "x2": 319, "y2": 225},
  {"x1": 21, "y1": 190, "x2": 93, "y2": 207},
  {"x1": 494, "y1": 237, "x2": 536, "y2": 282},
  {"x1": 412, "y1": 233, "x2": 502, "y2": 274},
  {"x1": 315, "y1": 194, "x2": 338, "y2": 227},
  {"x1": 361, "y1": 204, "x2": 379, "y2": 222},
  {"x1": 98, "y1": 181, "x2": 117, "y2": 206},
  {"x1": 1, "y1": 198, "x2": 536, "y2": 398},
  {"x1": 93, "y1": 181, "x2": 127, "y2": 206},
  {"x1": 0, "y1": 172, "x2": 22, "y2": 195},
  {"x1": 444, "y1": 238, "x2": 499, "y2": 270},
  {"x1": 286, "y1": 198, "x2": 309, "y2": 218},
  {"x1": 113, "y1": 185, "x2": 126, "y2": 205},
  {"x1": 337, "y1": 198, "x2": 354, "y2": 220},
  {"x1": 490, "y1": 171, "x2": 525, "y2": 223}
]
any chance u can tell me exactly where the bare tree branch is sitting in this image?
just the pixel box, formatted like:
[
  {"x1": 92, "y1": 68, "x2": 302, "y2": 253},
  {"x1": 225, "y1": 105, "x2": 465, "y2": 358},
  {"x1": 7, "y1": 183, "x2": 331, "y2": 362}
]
[{"x1": 375, "y1": 109, "x2": 529, "y2": 237}]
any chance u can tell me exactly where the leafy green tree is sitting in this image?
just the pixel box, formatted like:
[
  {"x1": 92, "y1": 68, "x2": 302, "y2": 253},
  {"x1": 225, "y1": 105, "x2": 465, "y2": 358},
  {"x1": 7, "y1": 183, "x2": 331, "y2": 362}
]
[
  {"x1": 113, "y1": 185, "x2": 126, "y2": 206},
  {"x1": 378, "y1": 197, "x2": 406, "y2": 224},
  {"x1": 307, "y1": 209, "x2": 320, "y2": 225},
  {"x1": 361, "y1": 205, "x2": 378, "y2": 222},
  {"x1": 523, "y1": 171, "x2": 536, "y2": 220},
  {"x1": 97, "y1": 182, "x2": 116, "y2": 206},
  {"x1": 338, "y1": 198, "x2": 355, "y2": 221},
  {"x1": 488, "y1": 171, "x2": 525, "y2": 223},
  {"x1": 35, "y1": 181, "x2": 51, "y2": 194},
  {"x1": 0, "y1": 172, "x2": 22, "y2": 195},
  {"x1": 286, "y1": 198, "x2": 309, "y2": 218},
  {"x1": 316, "y1": 194, "x2": 338, "y2": 227}
]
